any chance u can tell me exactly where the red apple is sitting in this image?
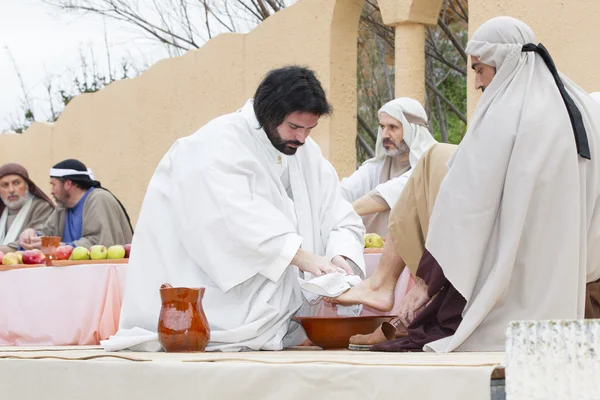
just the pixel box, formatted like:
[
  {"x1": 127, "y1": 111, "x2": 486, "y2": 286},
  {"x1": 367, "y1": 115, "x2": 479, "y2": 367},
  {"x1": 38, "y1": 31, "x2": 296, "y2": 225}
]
[
  {"x1": 22, "y1": 249, "x2": 46, "y2": 265},
  {"x1": 0, "y1": 251, "x2": 4, "y2": 261},
  {"x1": 124, "y1": 244, "x2": 131, "y2": 258},
  {"x1": 55, "y1": 245, "x2": 74, "y2": 261}
]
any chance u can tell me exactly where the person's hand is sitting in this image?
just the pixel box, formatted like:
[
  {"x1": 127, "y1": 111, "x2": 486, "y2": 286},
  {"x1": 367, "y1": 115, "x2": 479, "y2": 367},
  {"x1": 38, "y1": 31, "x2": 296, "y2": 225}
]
[
  {"x1": 292, "y1": 249, "x2": 337, "y2": 277},
  {"x1": 397, "y1": 277, "x2": 430, "y2": 326},
  {"x1": 331, "y1": 255, "x2": 354, "y2": 275},
  {"x1": 19, "y1": 229, "x2": 41, "y2": 250}
]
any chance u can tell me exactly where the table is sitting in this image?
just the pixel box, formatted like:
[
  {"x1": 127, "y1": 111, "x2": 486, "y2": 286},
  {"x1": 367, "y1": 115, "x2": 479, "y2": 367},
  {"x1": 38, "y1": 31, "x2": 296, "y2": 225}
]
[
  {"x1": 0, "y1": 346, "x2": 505, "y2": 400},
  {"x1": 0, "y1": 264, "x2": 126, "y2": 346}
]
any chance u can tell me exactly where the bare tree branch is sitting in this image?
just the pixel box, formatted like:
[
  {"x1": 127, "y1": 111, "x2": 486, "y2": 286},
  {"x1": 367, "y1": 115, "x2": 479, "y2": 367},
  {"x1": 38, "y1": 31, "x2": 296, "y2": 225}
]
[
  {"x1": 455, "y1": 0, "x2": 469, "y2": 21},
  {"x1": 357, "y1": 114, "x2": 377, "y2": 142},
  {"x1": 425, "y1": 79, "x2": 466, "y2": 123},
  {"x1": 356, "y1": 132, "x2": 375, "y2": 158},
  {"x1": 426, "y1": 51, "x2": 466, "y2": 76},
  {"x1": 437, "y1": 16, "x2": 467, "y2": 63}
]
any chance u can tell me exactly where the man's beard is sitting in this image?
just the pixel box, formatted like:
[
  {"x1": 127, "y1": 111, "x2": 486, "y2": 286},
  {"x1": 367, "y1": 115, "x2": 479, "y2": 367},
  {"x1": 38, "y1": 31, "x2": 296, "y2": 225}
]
[
  {"x1": 265, "y1": 125, "x2": 304, "y2": 155},
  {"x1": 1, "y1": 189, "x2": 30, "y2": 211},
  {"x1": 383, "y1": 139, "x2": 410, "y2": 158},
  {"x1": 53, "y1": 192, "x2": 70, "y2": 207}
]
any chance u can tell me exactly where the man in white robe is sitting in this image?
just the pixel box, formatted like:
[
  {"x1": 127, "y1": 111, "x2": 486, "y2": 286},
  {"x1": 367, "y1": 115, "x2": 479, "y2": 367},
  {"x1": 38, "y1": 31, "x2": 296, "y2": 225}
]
[
  {"x1": 340, "y1": 98, "x2": 437, "y2": 236},
  {"x1": 114, "y1": 66, "x2": 365, "y2": 352},
  {"x1": 329, "y1": 17, "x2": 600, "y2": 352}
]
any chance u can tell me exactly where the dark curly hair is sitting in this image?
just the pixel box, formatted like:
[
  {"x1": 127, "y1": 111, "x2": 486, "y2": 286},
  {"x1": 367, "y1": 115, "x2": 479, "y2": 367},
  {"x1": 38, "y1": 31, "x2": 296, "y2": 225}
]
[{"x1": 253, "y1": 66, "x2": 332, "y2": 135}]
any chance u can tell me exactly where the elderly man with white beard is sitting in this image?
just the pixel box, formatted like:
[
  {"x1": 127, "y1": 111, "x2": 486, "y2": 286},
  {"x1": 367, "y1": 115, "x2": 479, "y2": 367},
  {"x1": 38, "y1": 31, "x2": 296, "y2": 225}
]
[
  {"x1": 340, "y1": 98, "x2": 437, "y2": 237},
  {"x1": 329, "y1": 16, "x2": 600, "y2": 352},
  {"x1": 0, "y1": 163, "x2": 54, "y2": 253}
]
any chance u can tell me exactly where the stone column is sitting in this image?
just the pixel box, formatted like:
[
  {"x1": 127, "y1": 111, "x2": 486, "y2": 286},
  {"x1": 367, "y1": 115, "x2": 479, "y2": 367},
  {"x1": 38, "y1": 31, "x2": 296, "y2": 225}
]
[{"x1": 394, "y1": 22, "x2": 426, "y2": 104}]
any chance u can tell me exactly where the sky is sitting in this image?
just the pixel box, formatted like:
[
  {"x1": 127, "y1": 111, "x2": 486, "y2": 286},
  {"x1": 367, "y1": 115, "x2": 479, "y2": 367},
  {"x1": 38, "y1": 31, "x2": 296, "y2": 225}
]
[{"x1": 0, "y1": 0, "x2": 171, "y2": 132}]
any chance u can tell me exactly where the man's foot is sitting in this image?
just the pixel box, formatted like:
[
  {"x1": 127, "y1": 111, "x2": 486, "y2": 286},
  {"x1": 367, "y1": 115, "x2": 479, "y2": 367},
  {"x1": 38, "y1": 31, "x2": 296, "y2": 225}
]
[{"x1": 324, "y1": 277, "x2": 395, "y2": 312}]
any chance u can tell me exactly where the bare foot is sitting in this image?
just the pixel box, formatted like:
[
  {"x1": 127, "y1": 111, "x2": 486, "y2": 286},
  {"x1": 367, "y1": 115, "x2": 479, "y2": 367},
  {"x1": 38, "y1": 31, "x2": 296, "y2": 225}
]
[{"x1": 324, "y1": 276, "x2": 395, "y2": 312}]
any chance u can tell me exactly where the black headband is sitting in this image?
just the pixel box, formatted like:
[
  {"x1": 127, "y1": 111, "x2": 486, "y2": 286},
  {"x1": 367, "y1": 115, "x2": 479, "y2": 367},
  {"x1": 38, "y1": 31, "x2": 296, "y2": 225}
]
[{"x1": 522, "y1": 43, "x2": 591, "y2": 160}]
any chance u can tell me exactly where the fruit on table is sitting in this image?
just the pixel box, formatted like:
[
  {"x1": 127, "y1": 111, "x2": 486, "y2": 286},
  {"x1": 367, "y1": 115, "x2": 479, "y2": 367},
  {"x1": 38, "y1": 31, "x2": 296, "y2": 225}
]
[
  {"x1": 364, "y1": 233, "x2": 384, "y2": 248},
  {"x1": 107, "y1": 245, "x2": 125, "y2": 259},
  {"x1": 90, "y1": 245, "x2": 108, "y2": 260},
  {"x1": 55, "y1": 245, "x2": 74, "y2": 260},
  {"x1": 2, "y1": 252, "x2": 20, "y2": 265},
  {"x1": 71, "y1": 246, "x2": 90, "y2": 261},
  {"x1": 123, "y1": 243, "x2": 131, "y2": 258},
  {"x1": 14, "y1": 251, "x2": 24, "y2": 264},
  {"x1": 0, "y1": 251, "x2": 3, "y2": 261},
  {"x1": 22, "y1": 249, "x2": 46, "y2": 264}
]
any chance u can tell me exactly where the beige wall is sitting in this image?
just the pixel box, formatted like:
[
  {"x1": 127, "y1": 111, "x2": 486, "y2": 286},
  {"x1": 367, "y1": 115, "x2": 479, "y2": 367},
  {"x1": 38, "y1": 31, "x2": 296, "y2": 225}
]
[
  {"x1": 468, "y1": 1, "x2": 600, "y2": 116},
  {"x1": 0, "y1": 0, "x2": 366, "y2": 226},
  {"x1": 6, "y1": 0, "x2": 599, "y2": 227}
]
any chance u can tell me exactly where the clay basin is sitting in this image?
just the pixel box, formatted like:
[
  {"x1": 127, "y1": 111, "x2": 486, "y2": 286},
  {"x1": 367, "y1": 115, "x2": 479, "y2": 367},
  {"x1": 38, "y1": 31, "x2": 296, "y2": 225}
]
[{"x1": 294, "y1": 315, "x2": 394, "y2": 349}]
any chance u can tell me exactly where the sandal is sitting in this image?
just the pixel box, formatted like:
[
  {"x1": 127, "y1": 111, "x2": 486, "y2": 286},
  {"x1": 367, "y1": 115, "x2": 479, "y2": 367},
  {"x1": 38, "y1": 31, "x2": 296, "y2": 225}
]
[{"x1": 348, "y1": 317, "x2": 408, "y2": 350}]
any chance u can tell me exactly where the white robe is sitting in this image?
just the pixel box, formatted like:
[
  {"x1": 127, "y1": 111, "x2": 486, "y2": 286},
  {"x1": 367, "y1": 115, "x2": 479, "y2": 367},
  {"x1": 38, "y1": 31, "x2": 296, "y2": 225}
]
[
  {"x1": 118, "y1": 99, "x2": 365, "y2": 352},
  {"x1": 424, "y1": 17, "x2": 600, "y2": 352},
  {"x1": 340, "y1": 159, "x2": 411, "y2": 208}
]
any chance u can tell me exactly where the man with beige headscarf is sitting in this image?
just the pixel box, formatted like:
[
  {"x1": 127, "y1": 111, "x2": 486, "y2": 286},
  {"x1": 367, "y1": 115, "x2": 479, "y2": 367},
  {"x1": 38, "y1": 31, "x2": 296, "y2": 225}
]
[
  {"x1": 331, "y1": 16, "x2": 600, "y2": 352},
  {"x1": 340, "y1": 98, "x2": 437, "y2": 236}
]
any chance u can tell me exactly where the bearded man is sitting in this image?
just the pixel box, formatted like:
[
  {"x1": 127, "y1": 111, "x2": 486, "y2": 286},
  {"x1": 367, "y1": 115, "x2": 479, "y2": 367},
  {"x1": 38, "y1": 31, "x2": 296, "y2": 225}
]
[
  {"x1": 0, "y1": 163, "x2": 54, "y2": 253},
  {"x1": 340, "y1": 98, "x2": 437, "y2": 236}
]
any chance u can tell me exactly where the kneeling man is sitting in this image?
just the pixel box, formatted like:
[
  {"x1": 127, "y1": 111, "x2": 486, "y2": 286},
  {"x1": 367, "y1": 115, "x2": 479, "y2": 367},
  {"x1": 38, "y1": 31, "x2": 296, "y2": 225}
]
[{"x1": 116, "y1": 66, "x2": 365, "y2": 351}]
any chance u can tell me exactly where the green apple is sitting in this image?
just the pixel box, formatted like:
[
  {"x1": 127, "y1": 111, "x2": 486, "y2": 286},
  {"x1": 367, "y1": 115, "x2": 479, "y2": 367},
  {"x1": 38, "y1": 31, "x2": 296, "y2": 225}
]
[
  {"x1": 107, "y1": 245, "x2": 126, "y2": 259},
  {"x1": 90, "y1": 245, "x2": 108, "y2": 260},
  {"x1": 364, "y1": 233, "x2": 384, "y2": 249},
  {"x1": 2, "y1": 252, "x2": 20, "y2": 265},
  {"x1": 70, "y1": 246, "x2": 91, "y2": 261}
]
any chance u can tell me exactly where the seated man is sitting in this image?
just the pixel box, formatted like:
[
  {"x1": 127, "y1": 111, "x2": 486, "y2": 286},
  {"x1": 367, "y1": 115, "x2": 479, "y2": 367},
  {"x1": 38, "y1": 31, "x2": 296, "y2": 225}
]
[
  {"x1": 19, "y1": 159, "x2": 133, "y2": 249},
  {"x1": 340, "y1": 98, "x2": 436, "y2": 236},
  {"x1": 112, "y1": 66, "x2": 365, "y2": 352},
  {"x1": 0, "y1": 163, "x2": 54, "y2": 253},
  {"x1": 330, "y1": 17, "x2": 600, "y2": 352}
]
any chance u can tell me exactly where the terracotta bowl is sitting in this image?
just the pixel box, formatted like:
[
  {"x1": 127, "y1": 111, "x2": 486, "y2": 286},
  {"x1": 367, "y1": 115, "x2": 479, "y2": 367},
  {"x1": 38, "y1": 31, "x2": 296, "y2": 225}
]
[{"x1": 294, "y1": 315, "x2": 394, "y2": 349}]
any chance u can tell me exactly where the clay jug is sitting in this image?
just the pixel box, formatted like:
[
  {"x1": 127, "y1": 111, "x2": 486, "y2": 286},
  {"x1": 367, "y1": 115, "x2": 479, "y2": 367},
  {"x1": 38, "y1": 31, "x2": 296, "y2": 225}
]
[{"x1": 157, "y1": 283, "x2": 210, "y2": 352}]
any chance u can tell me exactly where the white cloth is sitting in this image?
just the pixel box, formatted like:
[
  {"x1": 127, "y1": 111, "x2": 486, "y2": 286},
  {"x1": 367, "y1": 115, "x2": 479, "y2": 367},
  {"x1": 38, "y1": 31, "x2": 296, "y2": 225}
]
[
  {"x1": 298, "y1": 268, "x2": 363, "y2": 317},
  {"x1": 340, "y1": 160, "x2": 412, "y2": 208},
  {"x1": 0, "y1": 193, "x2": 33, "y2": 245},
  {"x1": 424, "y1": 17, "x2": 600, "y2": 353},
  {"x1": 590, "y1": 92, "x2": 600, "y2": 106},
  {"x1": 111, "y1": 99, "x2": 365, "y2": 352},
  {"x1": 101, "y1": 327, "x2": 161, "y2": 352}
]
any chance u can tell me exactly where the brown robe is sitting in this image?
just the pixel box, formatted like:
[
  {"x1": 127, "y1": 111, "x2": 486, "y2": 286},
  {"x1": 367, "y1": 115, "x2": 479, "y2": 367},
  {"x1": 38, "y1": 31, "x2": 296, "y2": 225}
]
[
  {"x1": 372, "y1": 143, "x2": 600, "y2": 351},
  {"x1": 38, "y1": 188, "x2": 133, "y2": 247},
  {"x1": 3, "y1": 196, "x2": 55, "y2": 250}
]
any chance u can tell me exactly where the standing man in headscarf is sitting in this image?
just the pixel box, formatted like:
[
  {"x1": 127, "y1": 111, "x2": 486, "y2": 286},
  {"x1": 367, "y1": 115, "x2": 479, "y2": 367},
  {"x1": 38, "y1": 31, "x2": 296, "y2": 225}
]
[
  {"x1": 19, "y1": 159, "x2": 133, "y2": 249},
  {"x1": 0, "y1": 163, "x2": 54, "y2": 253},
  {"x1": 330, "y1": 16, "x2": 600, "y2": 352},
  {"x1": 340, "y1": 98, "x2": 437, "y2": 236}
]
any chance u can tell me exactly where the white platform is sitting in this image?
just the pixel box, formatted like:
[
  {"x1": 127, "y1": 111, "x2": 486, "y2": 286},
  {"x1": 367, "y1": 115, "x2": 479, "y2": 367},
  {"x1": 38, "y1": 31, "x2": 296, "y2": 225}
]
[{"x1": 0, "y1": 346, "x2": 504, "y2": 400}]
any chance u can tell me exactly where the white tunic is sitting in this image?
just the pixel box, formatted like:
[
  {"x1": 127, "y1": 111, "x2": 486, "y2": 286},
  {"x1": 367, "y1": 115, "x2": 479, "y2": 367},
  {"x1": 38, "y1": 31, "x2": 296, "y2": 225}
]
[{"x1": 118, "y1": 99, "x2": 365, "y2": 351}]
